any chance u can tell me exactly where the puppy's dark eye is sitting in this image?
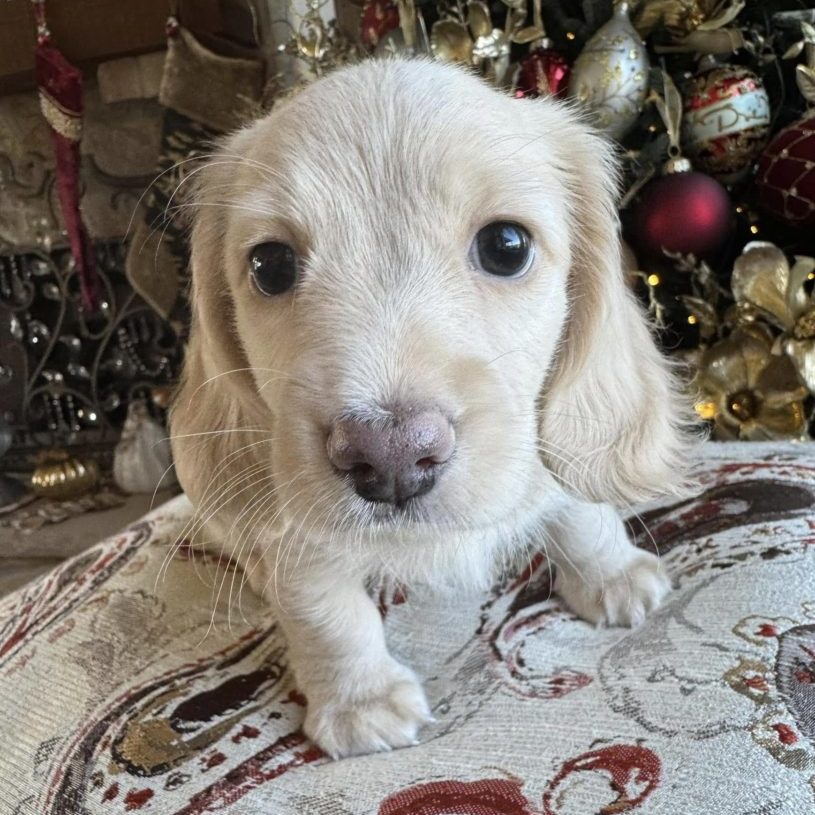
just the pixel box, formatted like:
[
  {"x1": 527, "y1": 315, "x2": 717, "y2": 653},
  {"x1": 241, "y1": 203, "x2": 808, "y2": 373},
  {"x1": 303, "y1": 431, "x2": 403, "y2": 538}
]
[
  {"x1": 471, "y1": 221, "x2": 533, "y2": 278},
  {"x1": 249, "y1": 242, "x2": 298, "y2": 295}
]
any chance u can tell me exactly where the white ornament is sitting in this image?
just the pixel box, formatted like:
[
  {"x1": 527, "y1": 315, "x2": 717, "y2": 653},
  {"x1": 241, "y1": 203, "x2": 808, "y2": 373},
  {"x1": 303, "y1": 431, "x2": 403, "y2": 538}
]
[
  {"x1": 568, "y1": 2, "x2": 649, "y2": 140},
  {"x1": 681, "y1": 64, "x2": 771, "y2": 181},
  {"x1": 113, "y1": 401, "x2": 177, "y2": 494}
]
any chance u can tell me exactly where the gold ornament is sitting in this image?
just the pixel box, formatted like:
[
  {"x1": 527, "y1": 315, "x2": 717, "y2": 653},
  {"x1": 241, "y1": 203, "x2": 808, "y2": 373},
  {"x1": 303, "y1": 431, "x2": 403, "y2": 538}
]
[
  {"x1": 568, "y1": 2, "x2": 649, "y2": 139},
  {"x1": 653, "y1": 28, "x2": 744, "y2": 56},
  {"x1": 431, "y1": 19, "x2": 475, "y2": 63},
  {"x1": 649, "y1": 68, "x2": 683, "y2": 155},
  {"x1": 430, "y1": 0, "x2": 535, "y2": 85},
  {"x1": 694, "y1": 325, "x2": 808, "y2": 441},
  {"x1": 278, "y1": 0, "x2": 361, "y2": 78},
  {"x1": 31, "y1": 449, "x2": 100, "y2": 500},
  {"x1": 731, "y1": 242, "x2": 815, "y2": 393},
  {"x1": 509, "y1": 0, "x2": 547, "y2": 50},
  {"x1": 633, "y1": 0, "x2": 744, "y2": 39}
]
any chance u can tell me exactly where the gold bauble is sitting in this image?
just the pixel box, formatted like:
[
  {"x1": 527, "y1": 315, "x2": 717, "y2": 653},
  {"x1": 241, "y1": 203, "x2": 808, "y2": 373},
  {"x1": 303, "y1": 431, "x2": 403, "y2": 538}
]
[{"x1": 31, "y1": 450, "x2": 100, "y2": 500}]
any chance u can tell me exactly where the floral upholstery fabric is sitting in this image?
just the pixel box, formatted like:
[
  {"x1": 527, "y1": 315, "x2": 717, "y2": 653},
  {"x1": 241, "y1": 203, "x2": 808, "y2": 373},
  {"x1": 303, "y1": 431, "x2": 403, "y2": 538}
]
[{"x1": 1, "y1": 442, "x2": 814, "y2": 814}]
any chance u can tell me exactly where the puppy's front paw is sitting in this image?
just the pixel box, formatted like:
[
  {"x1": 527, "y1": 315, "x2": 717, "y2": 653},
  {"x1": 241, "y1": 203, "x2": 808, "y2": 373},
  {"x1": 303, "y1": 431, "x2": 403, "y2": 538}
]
[
  {"x1": 303, "y1": 662, "x2": 432, "y2": 759},
  {"x1": 555, "y1": 551, "x2": 670, "y2": 627}
]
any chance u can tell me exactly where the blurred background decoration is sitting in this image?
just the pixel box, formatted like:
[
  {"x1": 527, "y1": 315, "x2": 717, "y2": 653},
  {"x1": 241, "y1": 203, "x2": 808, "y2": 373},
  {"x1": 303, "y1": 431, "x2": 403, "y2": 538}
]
[{"x1": 1, "y1": 0, "x2": 815, "y2": 509}]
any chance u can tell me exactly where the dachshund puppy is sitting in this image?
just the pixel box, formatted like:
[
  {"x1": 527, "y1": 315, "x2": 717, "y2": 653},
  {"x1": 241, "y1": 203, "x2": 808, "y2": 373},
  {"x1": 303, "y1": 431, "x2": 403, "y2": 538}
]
[{"x1": 170, "y1": 58, "x2": 693, "y2": 758}]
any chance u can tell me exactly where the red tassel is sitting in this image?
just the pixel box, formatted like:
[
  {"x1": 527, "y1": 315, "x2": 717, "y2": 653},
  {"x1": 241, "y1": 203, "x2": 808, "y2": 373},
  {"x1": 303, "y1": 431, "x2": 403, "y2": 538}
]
[{"x1": 33, "y1": 9, "x2": 100, "y2": 311}]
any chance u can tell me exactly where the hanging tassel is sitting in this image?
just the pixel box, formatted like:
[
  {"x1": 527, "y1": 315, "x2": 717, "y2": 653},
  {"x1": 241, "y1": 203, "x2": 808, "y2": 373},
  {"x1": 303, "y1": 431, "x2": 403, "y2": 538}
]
[{"x1": 32, "y1": 0, "x2": 100, "y2": 312}]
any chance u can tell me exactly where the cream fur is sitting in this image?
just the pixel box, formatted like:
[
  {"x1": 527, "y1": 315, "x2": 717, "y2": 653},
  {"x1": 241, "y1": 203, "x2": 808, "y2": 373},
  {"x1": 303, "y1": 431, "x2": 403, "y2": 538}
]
[{"x1": 169, "y1": 58, "x2": 696, "y2": 758}]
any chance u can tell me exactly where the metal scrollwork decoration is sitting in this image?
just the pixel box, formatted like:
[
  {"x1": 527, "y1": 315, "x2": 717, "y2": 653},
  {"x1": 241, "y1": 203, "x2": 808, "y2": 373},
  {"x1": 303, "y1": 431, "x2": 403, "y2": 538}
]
[{"x1": 0, "y1": 243, "x2": 183, "y2": 471}]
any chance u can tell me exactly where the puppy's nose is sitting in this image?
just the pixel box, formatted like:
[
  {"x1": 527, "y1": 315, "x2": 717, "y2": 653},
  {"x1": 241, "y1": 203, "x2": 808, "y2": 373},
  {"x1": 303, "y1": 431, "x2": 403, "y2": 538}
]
[{"x1": 327, "y1": 410, "x2": 455, "y2": 505}]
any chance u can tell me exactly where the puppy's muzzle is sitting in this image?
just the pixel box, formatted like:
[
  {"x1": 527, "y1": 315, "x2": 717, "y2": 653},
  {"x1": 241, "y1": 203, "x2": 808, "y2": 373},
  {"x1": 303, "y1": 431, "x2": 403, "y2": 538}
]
[{"x1": 327, "y1": 410, "x2": 455, "y2": 506}]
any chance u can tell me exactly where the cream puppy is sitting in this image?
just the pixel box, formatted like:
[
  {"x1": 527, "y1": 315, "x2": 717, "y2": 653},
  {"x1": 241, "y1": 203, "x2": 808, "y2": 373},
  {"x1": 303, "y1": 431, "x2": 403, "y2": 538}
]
[{"x1": 170, "y1": 58, "x2": 693, "y2": 759}]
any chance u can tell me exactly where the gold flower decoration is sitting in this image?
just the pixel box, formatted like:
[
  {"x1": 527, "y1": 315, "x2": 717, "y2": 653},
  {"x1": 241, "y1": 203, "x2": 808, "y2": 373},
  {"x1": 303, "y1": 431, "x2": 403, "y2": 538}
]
[
  {"x1": 633, "y1": 0, "x2": 744, "y2": 39},
  {"x1": 694, "y1": 325, "x2": 808, "y2": 440},
  {"x1": 430, "y1": 1, "x2": 542, "y2": 83},
  {"x1": 731, "y1": 242, "x2": 815, "y2": 392},
  {"x1": 431, "y1": 3, "x2": 499, "y2": 63}
]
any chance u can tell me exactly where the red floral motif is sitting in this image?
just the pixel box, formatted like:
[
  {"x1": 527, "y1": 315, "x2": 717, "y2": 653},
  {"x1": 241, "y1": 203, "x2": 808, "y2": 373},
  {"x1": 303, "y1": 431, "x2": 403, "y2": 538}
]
[
  {"x1": 771, "y1": 723, "x2": 798, "y2": 745},
  {"x1": 542, "y1": 745, "x2": 661, "y2": 815},
  {"x1": 174, "y1": 734, "x2": 323, "y2": 815},
  {"x1": 379, "y1": 746, "x2": 660, "y2": 815},
  {"x1": 284, "y1": 688, "x2": 307, "y2": 707},
  {"x1": 232, "y1": 724, "x2": 260, "y2": 743},
  {"x1": 123, "y1": 788, "x2": 154, "y2": 811},
  {"x1": 102, "y1": 782, "x2": 119, "y2": 802},
  {"x1": 489, "y1": 600, "x2": 592, "y2": 700},
  {"x1": 743, "y1": 674, "x2": 770, "y2": 693},
  {"x1": 379, "y1": 778, "x2": 533, "y2": 815},
  {"x1": 203, "y1": 751, "x2": 226, "y2": 770}
]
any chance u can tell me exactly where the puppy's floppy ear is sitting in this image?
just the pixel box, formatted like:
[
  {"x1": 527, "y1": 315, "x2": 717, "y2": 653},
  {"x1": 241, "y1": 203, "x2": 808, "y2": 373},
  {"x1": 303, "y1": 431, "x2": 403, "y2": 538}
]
[
  {"x1": 539, "y1": 113, "x2": 696, "y2": 506},
  {"x1": 169, "y1": 136, "x2": 270, "y2": 505},
  {"x1": 178, "y1": 139, "x2": 258, "y2": 396}
]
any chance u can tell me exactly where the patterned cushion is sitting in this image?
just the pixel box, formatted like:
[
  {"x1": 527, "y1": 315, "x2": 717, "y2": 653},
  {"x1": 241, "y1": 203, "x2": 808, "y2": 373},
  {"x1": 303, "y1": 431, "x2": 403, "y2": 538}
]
[{"x1": 1, "y1": 442, "x2": 814, "y2": 814}]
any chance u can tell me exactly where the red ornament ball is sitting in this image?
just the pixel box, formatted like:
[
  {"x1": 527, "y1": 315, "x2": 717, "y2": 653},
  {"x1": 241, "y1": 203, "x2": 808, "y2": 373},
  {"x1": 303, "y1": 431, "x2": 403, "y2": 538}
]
[
  {"x1": 515, "y1": 46, "x2": 570, "y2": 99},
  {"x1": 360, "y1": 0, "x2": 399, "y2": 50},
  {"x1": 628, "y1": 166, "x2": 733, "y2": 261},
  {"x1": 756, "y1": 112, "x2": 815, "y2": 227}
]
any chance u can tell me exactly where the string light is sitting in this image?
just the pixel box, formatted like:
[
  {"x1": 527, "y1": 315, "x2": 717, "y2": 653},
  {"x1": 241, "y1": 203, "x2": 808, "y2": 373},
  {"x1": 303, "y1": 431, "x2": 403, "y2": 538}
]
[{"x1": 647, "y1": 273, "x2": 660, "y2": 286}]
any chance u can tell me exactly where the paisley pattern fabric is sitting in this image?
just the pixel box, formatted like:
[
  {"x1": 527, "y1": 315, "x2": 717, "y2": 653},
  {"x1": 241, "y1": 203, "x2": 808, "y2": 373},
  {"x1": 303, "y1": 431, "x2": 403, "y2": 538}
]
[{"x1": 1, "y1": 442, "x2": 814, "y2": 814}]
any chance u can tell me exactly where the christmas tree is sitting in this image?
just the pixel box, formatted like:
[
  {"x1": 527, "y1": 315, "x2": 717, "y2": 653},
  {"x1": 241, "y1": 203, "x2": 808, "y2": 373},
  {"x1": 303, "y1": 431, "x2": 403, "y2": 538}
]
[{"x1": 280, "y1": 0, "x2": 815, "y2": 440}]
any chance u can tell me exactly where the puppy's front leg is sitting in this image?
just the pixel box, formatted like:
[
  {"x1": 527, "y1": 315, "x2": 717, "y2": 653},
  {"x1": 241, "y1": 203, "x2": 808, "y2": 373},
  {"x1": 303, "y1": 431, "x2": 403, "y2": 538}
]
[
  {"x1": 548, "y1": 497, "x2": 670, "y2": 627},
  {"x1": 269, "y1": 570, "x2": 431, "y2": 759}
]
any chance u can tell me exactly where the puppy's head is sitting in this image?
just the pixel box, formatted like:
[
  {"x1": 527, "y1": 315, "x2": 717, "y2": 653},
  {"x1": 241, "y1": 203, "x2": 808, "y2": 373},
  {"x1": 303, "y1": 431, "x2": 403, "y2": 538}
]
[{"x1": 171, "y1": 59, "x2": 692, "y2": 544}]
